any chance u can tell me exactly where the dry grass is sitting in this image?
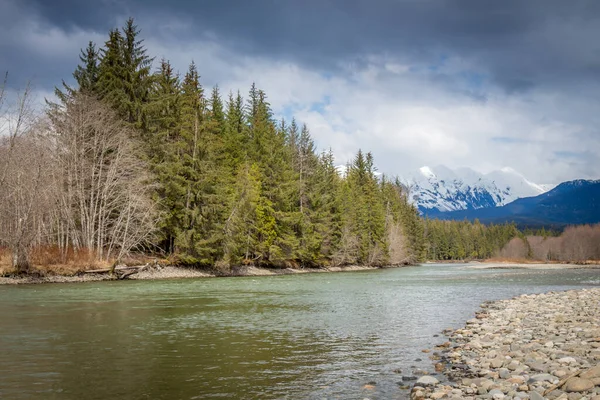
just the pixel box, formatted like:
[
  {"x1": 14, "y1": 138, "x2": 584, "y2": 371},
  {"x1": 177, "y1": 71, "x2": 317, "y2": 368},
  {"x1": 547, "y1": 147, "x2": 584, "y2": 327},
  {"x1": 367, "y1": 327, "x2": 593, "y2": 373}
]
[
  {"x1": 485, "y1": 257, "x2": 600, "y2": 265},
  {"x1": 576, "y1": 259, "x2": 600, "y2": 265},
  {"x1": 485, "y1": 257, "x2": 547, "y2": 264},
  {"x1": 0, "y1": 244, "x2": 164, "y2": 277},
  {"x1": 0, "y1": 246, "x2": 112, "y2": 276},
  {"x1": 0, "y1": 247, "x2": 16, "y2": 275}
]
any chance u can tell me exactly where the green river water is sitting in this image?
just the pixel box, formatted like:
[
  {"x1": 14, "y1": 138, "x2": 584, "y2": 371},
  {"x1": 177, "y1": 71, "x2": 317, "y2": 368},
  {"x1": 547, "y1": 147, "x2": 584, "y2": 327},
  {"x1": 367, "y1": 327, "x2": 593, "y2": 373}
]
[{"x1": 0, "y1": 264, "x2": 598, "y2": 399}]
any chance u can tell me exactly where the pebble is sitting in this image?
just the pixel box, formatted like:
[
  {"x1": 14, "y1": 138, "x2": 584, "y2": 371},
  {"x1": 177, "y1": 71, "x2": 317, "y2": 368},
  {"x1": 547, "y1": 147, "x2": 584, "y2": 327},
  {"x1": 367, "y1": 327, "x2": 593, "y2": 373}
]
[
  {"x1": 530, "y1": 373, "x2": 559, "y2": 384},
  {"x1": 416, "y1": 376, "x2": 439, "y2": 386},
  {"x1": 563, "y1": 377, "x2": 594, "y2": 392},
  {"x1": 581, "y1": 365, "x2": 600, "y2": 379},
  {"x1": 410, "y1": 289, "x2": 600, "y2": 400},
  {"x1": 530, "y1": 392, "x2": 545, "y2": 400}
]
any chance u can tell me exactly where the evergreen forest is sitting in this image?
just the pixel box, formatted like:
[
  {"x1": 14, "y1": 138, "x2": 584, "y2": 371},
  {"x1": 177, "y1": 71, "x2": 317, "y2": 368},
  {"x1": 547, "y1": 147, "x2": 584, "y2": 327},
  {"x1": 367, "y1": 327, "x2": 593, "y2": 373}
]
[{"x1": 0, "y1": 19, "x2": 535, "y2": 273}]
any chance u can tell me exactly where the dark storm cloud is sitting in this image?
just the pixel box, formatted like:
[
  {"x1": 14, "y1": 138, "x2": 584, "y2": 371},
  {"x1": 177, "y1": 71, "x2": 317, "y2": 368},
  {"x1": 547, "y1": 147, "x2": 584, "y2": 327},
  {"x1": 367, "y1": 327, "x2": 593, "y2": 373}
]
[
  {"x1": 4, "y1": 0, "x2": 600, "y2": 92},
  {"x1": 2, "y1": 0, "x2": 599, "y2": 182}
]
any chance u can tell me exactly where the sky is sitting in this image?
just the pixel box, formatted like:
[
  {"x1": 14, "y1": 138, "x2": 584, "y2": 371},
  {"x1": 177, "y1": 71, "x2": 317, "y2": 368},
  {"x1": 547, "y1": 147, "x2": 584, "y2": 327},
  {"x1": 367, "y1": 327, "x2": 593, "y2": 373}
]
[{"x1": 1, "y1": 0, "x2": 600, "y2": 184}]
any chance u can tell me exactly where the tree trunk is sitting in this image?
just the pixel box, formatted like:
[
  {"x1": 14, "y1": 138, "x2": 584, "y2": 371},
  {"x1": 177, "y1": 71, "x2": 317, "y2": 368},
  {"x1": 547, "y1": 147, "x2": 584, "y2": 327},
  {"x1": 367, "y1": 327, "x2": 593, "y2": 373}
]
[{"x1": 13, "y1": 246, "x2": 31, "y2": 274}]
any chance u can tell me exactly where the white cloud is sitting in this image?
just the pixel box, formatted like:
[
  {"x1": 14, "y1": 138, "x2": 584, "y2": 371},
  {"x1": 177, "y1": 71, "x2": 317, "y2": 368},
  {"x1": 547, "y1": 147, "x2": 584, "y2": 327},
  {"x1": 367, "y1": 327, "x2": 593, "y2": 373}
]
[{"x1": 8, "y1": 11, "x2": 599, "y2": 185}]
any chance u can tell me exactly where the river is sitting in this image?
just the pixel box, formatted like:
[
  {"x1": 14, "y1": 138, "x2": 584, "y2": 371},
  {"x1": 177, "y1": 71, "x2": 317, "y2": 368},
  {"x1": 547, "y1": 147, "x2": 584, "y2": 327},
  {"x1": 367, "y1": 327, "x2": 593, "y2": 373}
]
[{"x1": 0, "y1": 264, "x2": 598, "y2": 399}]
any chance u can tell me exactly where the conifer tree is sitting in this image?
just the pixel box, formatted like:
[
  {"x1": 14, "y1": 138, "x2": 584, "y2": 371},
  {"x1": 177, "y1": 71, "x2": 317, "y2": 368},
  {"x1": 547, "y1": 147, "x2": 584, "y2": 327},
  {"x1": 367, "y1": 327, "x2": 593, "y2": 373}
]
[
  {"x1": 147, "y1": 59, "x2": 183, "y2": 254},
  {"x1": 299, "y1": 149, "x2": 342, "y2": 264},
  {"x1": 209, "y1": 86, "x2": 225, "y2": 132},
  {"x1": 96, "y1": 19, "x2": 153, "y2": 129},
  {"x1": 292, "y1": 125, "x2": 329, "y2": 264},
  {"x1": 298, "y1": 123, "x2": 316, "y2": 214},
  {"x1": 97, "y1": 28, "x2": 127, "y2": 116},
  {"x1": 179, "y1": 62, "x2": 204, "y2": 206},
  {"x1": 121, "y1": 18, "x2": 153, "y2": 129},
  {"x1": 182, "y1": 82, "x2": 228, "y2": 264},
  {"x1": 54, "y1": 41, "x2": 100, "y2": 102},
  {"x1": 287, "y1": 118, "x2": 300, "y2": 168},
  {"x1": 74, "y1": 41, "x2": 100, "y2": 93},
  {"x1": 223, "y1": 163, "x2": 263, "y2": 264},
  {"x1": 223, "y1": 91, "x2": 246, "y2": 173}
]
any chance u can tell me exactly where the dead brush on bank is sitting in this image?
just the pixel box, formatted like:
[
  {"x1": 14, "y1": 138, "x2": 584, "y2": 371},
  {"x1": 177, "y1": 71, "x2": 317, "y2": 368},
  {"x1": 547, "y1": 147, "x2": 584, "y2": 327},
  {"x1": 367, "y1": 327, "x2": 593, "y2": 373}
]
[
  {"x1": 1, "y1": 244, "x2": 162, "y2": 277},
  {"x1": 29, "y1": 246, "x2": 113, "y2": 276},
  {"x1": 0, "y1": 246, "x2": 110, "y2": 276},
  {"x1": 485, "y1": 257, "x2": 546, "y2": 264},
  {"x1": 0, "y1": 247, "x2": 16, "y2": 275}
]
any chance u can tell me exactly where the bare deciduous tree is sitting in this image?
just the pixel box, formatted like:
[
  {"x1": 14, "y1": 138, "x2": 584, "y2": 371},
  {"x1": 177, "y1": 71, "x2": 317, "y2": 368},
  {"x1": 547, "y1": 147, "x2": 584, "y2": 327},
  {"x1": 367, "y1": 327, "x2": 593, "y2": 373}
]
[
  {"x1": 1, "y1": 85, "x2": 157, "y2": 273},
  {"x1": 0, "y1": 75, "x2": 51, "y2": 273},
  {"x1": 0, "y1": 134, "x2": 55, "y2": 272},
  {"x1": 48, "y1": 93, "x2": 157, "y2": 262},
  {"x1": 387, "y1": 223, "x2": 409, "y2": 265},
  {"x1": 499, "y1": 225, "x2": 600, "y2": 263},
  {"x1": 559, "y1": 225, "x2": 600, "y2": 262},
  {"x1": 497, "y1": 237, "x2": 529, "y2": 260}
]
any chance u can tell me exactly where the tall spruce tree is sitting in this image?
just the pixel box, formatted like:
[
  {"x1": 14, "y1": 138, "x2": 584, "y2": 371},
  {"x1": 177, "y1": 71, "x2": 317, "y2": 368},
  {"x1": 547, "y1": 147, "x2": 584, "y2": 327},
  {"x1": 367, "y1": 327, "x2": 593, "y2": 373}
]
[
  {"x1": 74, "y1": 41, "x2": 100, "y2": 93},
  {"x1": 121, "y1": 18, "x2": 153, "y2": 129},
  {"x1": 54, "y1": 41, "x2": 100, "y2": 102},
  {"x1": 223, "y1": 90, "x2": 246, "y2": 174},
  {"x1": 147, "y1": 59, "x2": 183, "y2": 254},
  {"x1": 183, "y1": 82, "x2": 228, "y2": 264},
  {"x1": 96, "y1": 19, "x2": 153, "y2": 129},
  {"x1": 97, "y1": 28, "x2": 127, "y2": 116}
]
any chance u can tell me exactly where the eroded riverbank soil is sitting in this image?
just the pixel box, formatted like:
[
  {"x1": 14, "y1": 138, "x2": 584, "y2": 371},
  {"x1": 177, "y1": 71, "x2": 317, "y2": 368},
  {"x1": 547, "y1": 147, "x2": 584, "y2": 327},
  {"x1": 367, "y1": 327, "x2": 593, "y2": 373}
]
[{"x1": 415, "y1": 288, "x2": 600, "y2": 399}]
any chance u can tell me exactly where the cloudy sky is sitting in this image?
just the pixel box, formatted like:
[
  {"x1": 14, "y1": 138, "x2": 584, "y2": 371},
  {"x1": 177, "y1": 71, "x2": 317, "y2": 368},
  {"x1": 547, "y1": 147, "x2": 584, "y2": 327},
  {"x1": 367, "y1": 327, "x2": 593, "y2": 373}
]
[{"x1": 2, "y1": 0, "x2": 600, "y2": 183}]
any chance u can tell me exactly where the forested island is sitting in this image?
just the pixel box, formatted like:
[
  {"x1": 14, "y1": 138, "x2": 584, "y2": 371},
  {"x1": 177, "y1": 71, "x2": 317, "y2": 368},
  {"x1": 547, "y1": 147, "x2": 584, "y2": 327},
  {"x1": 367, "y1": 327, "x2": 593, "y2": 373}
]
[{"x1": 0, "y1": 19, "x2": 598, "y2": 280}]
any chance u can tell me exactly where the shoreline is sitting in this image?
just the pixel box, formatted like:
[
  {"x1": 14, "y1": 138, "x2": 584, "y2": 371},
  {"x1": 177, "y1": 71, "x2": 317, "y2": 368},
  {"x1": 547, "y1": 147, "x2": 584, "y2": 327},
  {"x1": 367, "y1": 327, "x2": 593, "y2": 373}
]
[
  {"x1": 428, "y1": 260, "x2": 600, "y2": 268},
  {"x1": 414, "y1": 288, "x2": 600, "y2": 399},
  {"x1": 2, "y1": 260, "x2": 598, "y2": 285},
  {"x1": 466, "y1": 262, "x2": 600, "y2": 270},
  {"x1": 0, "y1": 264, "x2": 394, "y2": 285}
]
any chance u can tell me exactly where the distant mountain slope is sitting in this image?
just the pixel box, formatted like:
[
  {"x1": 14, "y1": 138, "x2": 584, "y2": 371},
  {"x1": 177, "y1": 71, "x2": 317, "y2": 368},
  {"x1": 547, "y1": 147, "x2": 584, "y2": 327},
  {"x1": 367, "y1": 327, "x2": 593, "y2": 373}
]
[
  {"x1": 433, "y1": 180, "x2": 600, "y2": 227},
  {"x1": 401, "y1": 165, "x2": 551, "y2": 214}
]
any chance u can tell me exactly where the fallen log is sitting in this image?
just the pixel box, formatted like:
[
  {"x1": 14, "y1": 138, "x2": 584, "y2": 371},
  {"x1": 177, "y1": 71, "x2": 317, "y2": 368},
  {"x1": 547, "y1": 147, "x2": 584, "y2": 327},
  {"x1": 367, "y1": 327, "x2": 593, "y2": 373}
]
[
  {"x1": 84, "y1": 265, "x2": 146, "y2": 274},
  {"x1": 119, "y1": 264, "x2": 149, "y2": 280}
]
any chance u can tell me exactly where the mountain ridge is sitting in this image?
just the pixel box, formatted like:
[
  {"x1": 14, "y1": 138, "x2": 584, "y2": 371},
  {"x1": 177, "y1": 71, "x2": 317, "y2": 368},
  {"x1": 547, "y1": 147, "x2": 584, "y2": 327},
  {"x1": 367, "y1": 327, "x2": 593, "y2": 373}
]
[
  {"x1": 401, "y1": 165, "x2": 552, "y2": 214},
  {"x1": 432, "y1": 179, "x2": 600, "y2": 228}
]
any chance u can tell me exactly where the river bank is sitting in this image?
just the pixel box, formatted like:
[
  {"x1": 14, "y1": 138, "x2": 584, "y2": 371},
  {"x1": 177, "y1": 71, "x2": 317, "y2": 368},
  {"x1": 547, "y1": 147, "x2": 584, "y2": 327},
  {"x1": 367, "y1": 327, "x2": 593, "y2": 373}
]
[
  {"x1": 0, "y1": 264, "x2": 387, "y2": 285},
  {"x1": 426, "y1": 260, "x2": 600, "y2": 269},
  {"x1": 467, "y1": 262, "x2": 600, "y2": 270},
  {"x1": 414, "y1": 288, "x2": 600, "y2": 400},
  {"x1": 2, "y1": 261, "x2": 597, "y2": 285}
]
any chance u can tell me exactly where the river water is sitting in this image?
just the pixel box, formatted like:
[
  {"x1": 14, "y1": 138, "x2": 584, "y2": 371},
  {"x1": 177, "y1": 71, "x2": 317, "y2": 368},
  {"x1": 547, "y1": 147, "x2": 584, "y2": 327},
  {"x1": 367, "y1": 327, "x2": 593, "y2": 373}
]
[{"x1": 0, "y1": 264, "x2": 598, "y2": 399}]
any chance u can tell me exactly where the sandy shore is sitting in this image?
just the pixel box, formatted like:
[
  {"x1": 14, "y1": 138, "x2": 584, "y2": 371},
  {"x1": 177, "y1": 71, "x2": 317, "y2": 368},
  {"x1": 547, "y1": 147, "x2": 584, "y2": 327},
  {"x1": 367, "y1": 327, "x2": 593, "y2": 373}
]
[
  {"x1": 0, "y1": 264, "x2": 385, "y2": 285},
  {"x1": 467, "y1": 262, "x2": 600, "y2": 270},
  {"x1": 413, "y1": 288, "x2": 600, "y2": 399}
]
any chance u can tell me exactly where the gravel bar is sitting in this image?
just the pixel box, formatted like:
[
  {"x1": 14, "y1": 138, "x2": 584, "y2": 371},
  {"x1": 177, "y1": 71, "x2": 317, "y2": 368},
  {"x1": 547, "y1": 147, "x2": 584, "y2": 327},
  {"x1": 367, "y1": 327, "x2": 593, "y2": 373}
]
[{"x1": 414, "y1": 288, "x2": 600, "y2": 400}]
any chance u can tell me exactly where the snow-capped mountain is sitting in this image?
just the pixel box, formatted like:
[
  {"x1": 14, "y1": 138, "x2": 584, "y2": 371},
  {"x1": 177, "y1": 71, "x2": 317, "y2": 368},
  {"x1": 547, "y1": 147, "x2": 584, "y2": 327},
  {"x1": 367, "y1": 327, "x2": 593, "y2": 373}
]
[
  {"x1": 402, "y1": 165, "x2": 554, "y2": 214},
  {"x1": 434, "y1": 179, "x2": 600, "y2": 227}
]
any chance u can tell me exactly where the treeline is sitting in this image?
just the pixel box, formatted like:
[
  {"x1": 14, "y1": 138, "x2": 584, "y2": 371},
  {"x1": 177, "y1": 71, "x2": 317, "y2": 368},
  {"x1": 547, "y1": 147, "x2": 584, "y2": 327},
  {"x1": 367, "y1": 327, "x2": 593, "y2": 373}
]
[
  {"x1": 497, "y1": 224, "x2": 600, "y2": 262},
  {"x1": 0, "y1": 19, "x2": 426, "y2": 273},
  {"x1": 423, "y1": 219, "x2": 519, "y2": 260},
  {"x1": 5, "y1": 18, "x2": 572, "y2": 274}
]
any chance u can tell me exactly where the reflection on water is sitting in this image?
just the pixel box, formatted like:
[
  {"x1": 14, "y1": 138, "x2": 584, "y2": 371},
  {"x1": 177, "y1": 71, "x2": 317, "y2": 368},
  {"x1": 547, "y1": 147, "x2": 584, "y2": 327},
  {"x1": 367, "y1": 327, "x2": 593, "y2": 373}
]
[{"x1": 0, "y1": 265, "x2": 598, "y2": 399}]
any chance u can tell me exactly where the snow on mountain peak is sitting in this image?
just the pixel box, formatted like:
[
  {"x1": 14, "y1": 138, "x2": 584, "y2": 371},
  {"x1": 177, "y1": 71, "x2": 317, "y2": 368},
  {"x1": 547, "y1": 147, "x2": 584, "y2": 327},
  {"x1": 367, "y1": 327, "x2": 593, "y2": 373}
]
[
  {"x1": 419, "y1": 166, "x2": 436, "y2": 179},
  {"x1": 485, "y1": 169, "x2": 546, "y2": 198},
  {"x1": 500, "y1": 166, "x2": 518, "y2": 174},
  {"x1": 402, "y1": 165, "x2": 551, "y2": 213}
]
